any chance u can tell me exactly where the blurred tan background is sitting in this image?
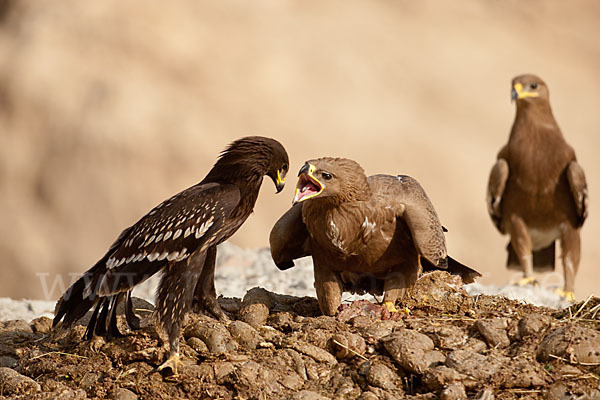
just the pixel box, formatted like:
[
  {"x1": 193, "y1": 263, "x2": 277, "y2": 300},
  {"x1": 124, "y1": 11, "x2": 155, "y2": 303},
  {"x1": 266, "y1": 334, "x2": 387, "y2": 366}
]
[{"x1": 0, "y1": 0, "x2": 598, "y2": 300}]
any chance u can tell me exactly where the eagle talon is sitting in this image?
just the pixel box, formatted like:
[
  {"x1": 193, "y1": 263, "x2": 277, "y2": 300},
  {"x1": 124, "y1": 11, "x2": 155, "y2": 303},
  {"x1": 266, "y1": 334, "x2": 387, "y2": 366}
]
[
  {"x1": 157, "y1": 354, "x2": 183, "y2": 375},
  {"x1": 513, "y1": 276, "x2": 538, "y2": 287},
  {"x1": 555, "y1": 289, "x2": 576, "y2": 302},
  {"x1": 381, "y1": 302, "x2": 410, "y2": 315}
]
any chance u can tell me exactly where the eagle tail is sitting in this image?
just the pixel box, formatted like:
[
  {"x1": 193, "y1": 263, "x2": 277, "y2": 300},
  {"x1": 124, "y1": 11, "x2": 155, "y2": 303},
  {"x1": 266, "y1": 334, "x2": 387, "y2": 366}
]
[
  {"x1": 53, "y1": 267, "x2": 101, "y2": 332},
  {"x1": 506, "y1": 241, "x2": 555, "y2": 272},
  {"x1": 445, "y1": 256, "x2": 482, "y2": 284}
]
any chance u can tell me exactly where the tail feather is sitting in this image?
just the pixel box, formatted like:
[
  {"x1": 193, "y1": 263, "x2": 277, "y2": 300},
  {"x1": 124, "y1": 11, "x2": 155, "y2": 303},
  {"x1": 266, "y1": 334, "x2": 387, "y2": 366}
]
[
  {"x1": 422, "y1": 255, "x2": 481, "y2": 284},
  {"x1": 446, "y1": 256, "x2": 481, "y2": 284}
]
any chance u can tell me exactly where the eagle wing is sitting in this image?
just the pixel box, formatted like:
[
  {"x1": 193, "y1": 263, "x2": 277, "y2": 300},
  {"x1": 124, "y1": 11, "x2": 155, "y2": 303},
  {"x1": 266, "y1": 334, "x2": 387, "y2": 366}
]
[
  {"x1": 566, "y1": 160, "x2": 588, "y2": 227},
  {"x1": 370, "y1": 174, "x2": 447, "y2": 268},
  {"x1": 269, "y1": 203, "x2": 311, "y2": 270},
  {"x1": 94, "y1": 182, "x2": 241, "y2": 296},
  {"x1": 487, "y1": 157, "x2": 509, "y2": 231}
]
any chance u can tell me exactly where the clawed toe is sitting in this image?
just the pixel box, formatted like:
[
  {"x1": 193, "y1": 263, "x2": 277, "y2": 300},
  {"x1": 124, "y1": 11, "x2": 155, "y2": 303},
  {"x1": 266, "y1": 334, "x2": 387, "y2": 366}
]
[
  {"x1": 513, "y1": 276, "x2": 539, "y2": 287},
  {"x1": 157, "y1": 354, "x2": 183, "y2": 375},
  {"x1": 555, "y1": 289, "x2": 576, "y2": 302}
]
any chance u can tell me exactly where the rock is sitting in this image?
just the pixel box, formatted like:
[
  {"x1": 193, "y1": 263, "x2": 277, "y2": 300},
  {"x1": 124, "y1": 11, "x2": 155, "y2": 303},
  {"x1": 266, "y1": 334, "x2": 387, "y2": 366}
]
[
  {"x1": 428, "y1": 325, "x2": 468, "y2": 350},
  {"x1": 1, "y1": 319, "x2": 33, "y2": 333},
  {"x1": 228, "y1": 320, "x2": 262, "y2": 350},
  {"x1": 498, "y1": 358, "x2": 546, "y2": 388},
  {"x1": 239, "y1": 287, "x2": 275, "y2": 327},
  {"x1": 382, "y1": 329, "x2": 439, "y2": 374},
  {"x1": 110, "y1": 387, "x2": 138, "y2": 400},
  {"x1": 292, "y1": 390, "x2": 330, "y2": 400},
  {"x1": 404, "y1": 271, "x2": 468, "y2": 313},
  {"x1": 474, "y1": 318, "x2": 510, "y2": 348},
  {"x1": 458, "y1": 337, "x2": 487, "y2": 353},
  {"x1": 184, "y1": 321, "x2": 237, "y2": 354},
  {"x1": 440, "y1": 383, "x2": 467, "y2": 400},
  {"x1": 537, "y1": 325, "x2": 600, "y2": 363},
  {"x1": 474, "y1": 388, "x2": 494, "y2": 400},
  {"x1": 0, "y1": 356, "x2": 17, "y2": 368},
  {"x1": 186, "y1": 337, "x2": 209, "y2": 353},
  {"x1": 363, "y1": 361, "x2": 401, "y2": 391},
  {"x1": 288, "y1": 339, "x2": 337, "y2": 366},
  {"x1": 213, "y1": 362, "x2": 235, "y2": 383},
  {"x1": 0, "y1": 366, "x2": 41, "y2": 395},
  {"x1": 422, "y1": 366, "x2": 466, "y2": 390},
  {"x1": 51, "y1": 388, "x2": 88, "y2": 400},
  {"x1": 30, "y1": 316, "x2": 53, "y2": 333},
  {"x1": 445, "y1": 350, "x2": 506, "y2": 389},
  {"x1": 518, "y1": 314, "x2": 551, "y2": 338},
  {"x1": 329, "y1": 332, "x2": 366, "y2": 359}
]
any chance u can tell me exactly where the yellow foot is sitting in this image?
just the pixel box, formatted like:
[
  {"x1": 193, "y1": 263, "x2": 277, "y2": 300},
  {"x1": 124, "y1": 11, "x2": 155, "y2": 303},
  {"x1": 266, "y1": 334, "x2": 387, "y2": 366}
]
[
  {"x1": 555, "y1": 289, "x2": 576, "y2": 302},
  {"x1": 513, "y1": 276, "x2": 538, "y2": 287},
  {"x1": 381, "y1": 302, "x2": 410, "y2": 315},
  {"x1": 157, "y1": 354, "x2": 183, "y2": 375}
]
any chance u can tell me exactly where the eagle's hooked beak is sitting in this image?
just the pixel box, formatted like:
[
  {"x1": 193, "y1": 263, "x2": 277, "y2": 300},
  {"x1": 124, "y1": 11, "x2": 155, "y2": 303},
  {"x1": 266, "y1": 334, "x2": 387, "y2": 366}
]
[
  {"x1": 293, "y1": 163, "x2": 324, "y2": 204},
  {"x1": 512, "y1": 82, "x2": 538, "y2": 102},
  {"x1": 275, "y1": 169, "x2": 286, "y2": 193}
]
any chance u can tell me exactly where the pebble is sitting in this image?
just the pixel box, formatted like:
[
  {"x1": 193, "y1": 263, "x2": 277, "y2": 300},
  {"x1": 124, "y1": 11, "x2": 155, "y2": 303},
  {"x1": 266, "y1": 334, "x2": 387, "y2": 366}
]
[
  {"x1": 537, "y1": 324, "x2": 600, "y2": 363},
  {"x1": 30, "y1": 316, "x2": 53, "y2": 333},
  {"x1": 110, "y1": 387, "x2": 138, "y2": 400},
  {"x1": 446, "y1": 350, "x2": 506, "y2": 388},
  {"x1": 518, "y1": 314, "x2": 550, "y2": 338},
  {"x1": 228, "y1": 320, "x2": 263, "y2": 350},
  {"x1": 474, "y1": 318, "x2": 510, "y2": 348},
  {"x1": 0, "y1": 356, "x2": 17, "y2": 368},
  {"x1": 440, "y1": 383, "x2": 467, "y2": 400},
  {"x1": 0, "y1": 366, "x2": 41, "y2": 395},
  {"x1": 382, "y1": 329, "x2": 439, "y2": 374},
  {"x1": 330, "y1": 332, "x2": 366, "y2": 359},
  {"x1": 364, "y1": 361, "x2": 400, "y2": 390}
]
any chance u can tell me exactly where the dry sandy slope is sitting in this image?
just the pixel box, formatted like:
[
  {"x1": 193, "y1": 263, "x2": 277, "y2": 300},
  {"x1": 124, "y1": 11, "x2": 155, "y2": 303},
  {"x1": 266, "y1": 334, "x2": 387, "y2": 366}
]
[{"x1": 0, "y1": 1, "x2": 599, "y2": 299}]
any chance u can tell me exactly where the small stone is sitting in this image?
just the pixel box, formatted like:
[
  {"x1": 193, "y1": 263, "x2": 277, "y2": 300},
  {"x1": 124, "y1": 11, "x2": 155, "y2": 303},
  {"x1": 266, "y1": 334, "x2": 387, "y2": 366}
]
[
  {"x1": 110, "y1": 387, "x2": 138, "y2": 400},
  {"x1": 214, "y1": 362, "x2": 235, "y2": 382},
  {"x1": 475, "y1": 319, "x2": 510, "y2": 348},
  {"x1": 0, "y1": 356, "x2": 17, "y2": 368},
  {"x1": 329, "y1": 332, "x2": 366, "y2": 359},
  {"x1": 422, "y1": 366, "x2": 466, "y2": 390},
  {"x1": 184, "y1": 322, "x2": 237, "y2": 354},
  {"x1": 228, "y1": 320, "x2": 262, "y2": 350},
  {"x1": 30, "y1": 316, "x2": 53, "y2": 334},
  {"x1": 518, "y1": 314, "x2": 551, "y2": 338},
  {"x1": 292, "y1": 390, "x2": 330, "y2": 400},
  {"x1": 288, "y1": 339, "x2": 337, "y2": 366},
  {"x1": 239, "y1": 287, "x2": 275, "y2": 327},
  {"x1": 538, "y1": 325, "x2": 600, "y2": 363},
  {"x1": 382, "y1": 329, "x2": 437, "y2": 374},
  {"x1": 0, "y1": 366, "x2": 41, "y2": 395},
  {"x1": 187, "y1": 337, "x2": 208, "y2": 353},
  {"x1": 1, "y1": 320, "x2": 33, "y2": 333},
  {"x1": 440, "y1": 383, "x2": 467, "y2": 400},
  {"x1": 446, "y1": 350, "x2": 506, "y2": 389},
  {"x1": 365, "y1": 362, "x2": 400, "y2": 390}
]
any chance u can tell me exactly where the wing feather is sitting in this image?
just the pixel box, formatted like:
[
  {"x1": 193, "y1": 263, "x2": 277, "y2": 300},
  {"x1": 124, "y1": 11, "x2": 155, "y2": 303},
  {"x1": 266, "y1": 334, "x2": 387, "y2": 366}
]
[
  {"x1": 566, "y1": 160, "x2": 588, "y2": 227},
  {"x1": 94, "y1": 183, "x2": 241, "y2": 296},
  {"x1": 269, "y1": 204, "x2": 310, "y2": 270},
  {"x1": 487, "y1": 158, "x2": 509, "y2": 231}
]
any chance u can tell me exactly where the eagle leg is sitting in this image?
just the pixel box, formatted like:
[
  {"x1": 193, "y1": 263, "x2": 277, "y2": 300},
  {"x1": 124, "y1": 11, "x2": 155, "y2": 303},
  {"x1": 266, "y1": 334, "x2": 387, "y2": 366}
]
[
  {"x1": 156, "y1": 259, "x2": 203, "y2": 374},
  {"x1": 192, "y1": 245, "x2": 229, "y2": 321},
  {"x1": 125, "y1": 291, "x2": 142, "y2": 330},
  {"x1": 313, "y1": 263, "x2": 342, "y2": 316},
  {"x1": 106, "y1": 293, "x2": 124, "y2": 340},
  {"x1": 560, "y1": 225, "x2": 580, "y2": 295},
  {"x1": 382, "y1": 266, "x2": 418, "y2": 308},
  {"x1": 507, "y1": 215, "x2": 536, "y2": 283}
]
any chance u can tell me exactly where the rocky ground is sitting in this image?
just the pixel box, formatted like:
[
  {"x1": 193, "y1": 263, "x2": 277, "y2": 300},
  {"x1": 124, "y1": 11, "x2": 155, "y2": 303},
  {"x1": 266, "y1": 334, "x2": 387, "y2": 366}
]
[{"x1": 0, "y1": 270, "x2": 599, "y2": 399}]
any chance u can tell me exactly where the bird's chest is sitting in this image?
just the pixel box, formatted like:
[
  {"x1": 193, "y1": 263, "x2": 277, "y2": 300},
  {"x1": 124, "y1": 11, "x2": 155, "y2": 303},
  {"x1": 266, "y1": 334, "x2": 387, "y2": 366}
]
[{"x1": 304, "y1": 206, "x2": 392, "y2": 266}]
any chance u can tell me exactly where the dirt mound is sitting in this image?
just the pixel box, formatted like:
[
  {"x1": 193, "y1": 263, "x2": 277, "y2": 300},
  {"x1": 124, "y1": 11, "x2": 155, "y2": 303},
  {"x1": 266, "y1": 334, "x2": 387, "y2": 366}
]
[{"x1": 1, "y1": 272, "x2": 599, "y2": 399}]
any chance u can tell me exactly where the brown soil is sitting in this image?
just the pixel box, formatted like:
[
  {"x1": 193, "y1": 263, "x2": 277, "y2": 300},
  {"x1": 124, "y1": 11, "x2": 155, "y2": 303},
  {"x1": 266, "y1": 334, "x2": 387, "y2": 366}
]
[{"x1": 1, "y1": 272, "x2": 599, "y2": 399}]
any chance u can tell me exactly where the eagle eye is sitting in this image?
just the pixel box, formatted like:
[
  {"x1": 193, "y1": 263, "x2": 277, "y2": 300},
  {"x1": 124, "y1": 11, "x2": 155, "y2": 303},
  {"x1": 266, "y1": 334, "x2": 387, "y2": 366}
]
[
  {"x1": 322, "y1": 172, "x2": 332, "y2": 181},
  {"x1": 282, "y1": 163, "x2": 288, "y2": 171},
  {"x1": 530, "y1": 83, "x2": 538, "y2": 90}
]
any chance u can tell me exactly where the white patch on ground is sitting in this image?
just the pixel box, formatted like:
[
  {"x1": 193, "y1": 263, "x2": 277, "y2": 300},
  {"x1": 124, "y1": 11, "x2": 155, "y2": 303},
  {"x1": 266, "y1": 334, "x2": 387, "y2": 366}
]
[{"x1": 0, "y1": 243, "x2": 576, "y2": 321}]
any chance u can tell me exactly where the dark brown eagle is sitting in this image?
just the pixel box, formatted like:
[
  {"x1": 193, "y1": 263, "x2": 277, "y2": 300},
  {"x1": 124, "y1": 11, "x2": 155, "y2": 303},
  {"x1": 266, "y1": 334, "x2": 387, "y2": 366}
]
[
  {"x1": 53, "y1": 136, "x2": 289, "y2": 373},
  {"x1": 487, "y1": 74, "x2": 588, "y2": 301},
  {"x1": 270, "y1": 158, "x2": 480, "y2": 316}
]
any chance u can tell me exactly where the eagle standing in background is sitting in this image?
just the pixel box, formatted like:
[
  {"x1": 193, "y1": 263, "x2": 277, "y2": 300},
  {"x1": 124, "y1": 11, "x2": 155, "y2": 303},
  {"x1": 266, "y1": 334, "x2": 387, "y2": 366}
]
[
  {"x1": 270, "y1": 158, "x2": 480, "y2": 316},
  {"x1": 53, "y1": 136, "x2": 289, "y2": 373},
  {"x1": 487, "y1": 75, "x2": 588, "y2": 301}
]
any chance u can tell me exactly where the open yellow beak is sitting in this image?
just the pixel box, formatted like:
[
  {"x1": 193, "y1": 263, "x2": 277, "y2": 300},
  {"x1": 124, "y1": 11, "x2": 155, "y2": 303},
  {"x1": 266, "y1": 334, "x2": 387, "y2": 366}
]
[{"x1": 293, "y1": 163, "x2": 324, "y2": 204}]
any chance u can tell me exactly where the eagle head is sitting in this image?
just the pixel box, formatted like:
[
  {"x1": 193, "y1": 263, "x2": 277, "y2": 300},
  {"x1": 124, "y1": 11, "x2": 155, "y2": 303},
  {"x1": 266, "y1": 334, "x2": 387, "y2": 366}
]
[
  {"x1": 511, "y1": 74, "x2": 549, "y2": 104},
  {"x1": 292, "y1": 157, "x2": 370, "y2": 205}
]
